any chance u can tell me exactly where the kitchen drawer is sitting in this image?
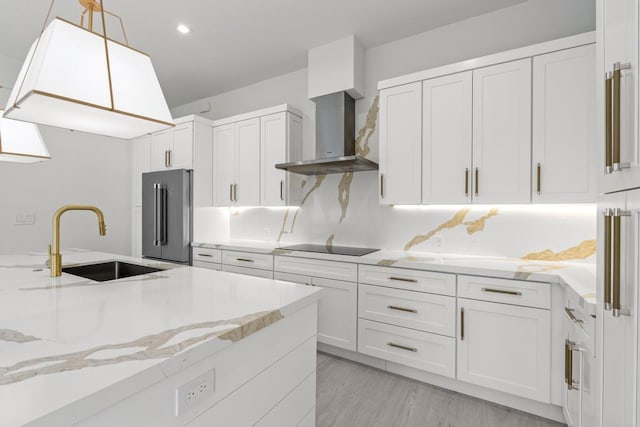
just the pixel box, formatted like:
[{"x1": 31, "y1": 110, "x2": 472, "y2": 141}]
[
  {"x1": 458, "y1": 275, "x2": 550, "y2": 309},
  {"x1": 359, "y1": 284, "x2": 456, "y2": 336},
  {"x1": 193, "y1": 260, "x2": 221, "y2": 271},
  {"x1": 222, "y1": 250, "x2": 274, "y2": 271},
  {"x1": 358, "y1": 265, "x2": 455, "y2": 296},
  {"x1": 222, "y1": 264, "x2": 274, "y2": 279},
  {"x1": 274, "y1": 272, "x2": 312, "y2": 286},
  {"x1": 564, "y1": 291, "x2": 595, "y2": 347},
  {"x1": 358, "y1": 319, "x2": 455, "y2": 378},
  {"x1": 192, "y1": 247, "x2": 222, "y2": 264},
  {"x1": 274, "y1": 256, "x2": 357, "y2": 282}
]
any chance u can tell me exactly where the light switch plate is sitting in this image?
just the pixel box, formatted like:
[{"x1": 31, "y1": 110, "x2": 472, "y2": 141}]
[{"x1": 15, "y1": 213, "x2": 36, "y2": 225}]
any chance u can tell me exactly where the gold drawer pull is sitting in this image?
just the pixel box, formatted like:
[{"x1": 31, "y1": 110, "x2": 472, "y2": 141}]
[
  {"x1": 236, "y1": 258, "x2": 254, "y2": 263},
  {"x1": 481, "y1": 288, "x2": 522, "y2": 296},
  {"x1": 388, "y1": 276, "x2": 418, "y2": 283},
  {"x1": 197, "y1": 253, "x2": 214, "y2": 258},
  {"x1": 387, "y1": 305, "x2": 418, "y2": 314},
  {"x1": 564, "y1": 307, "x2": 583, "y2": 324},
  {"x1": 387, "y1": 342, "x2": 417, "y2": 352}
]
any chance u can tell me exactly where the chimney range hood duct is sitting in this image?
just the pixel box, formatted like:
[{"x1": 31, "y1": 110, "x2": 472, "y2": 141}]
[{"x1": 275, "y1": 91, "x2": 378, "y2": 176}]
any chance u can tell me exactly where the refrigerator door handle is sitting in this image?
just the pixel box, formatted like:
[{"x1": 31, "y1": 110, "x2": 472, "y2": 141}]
[
  {"x1": 159, "y1": 186, "x2": 168, "y2": 246},
  {"x1": 153, "y1": 184, "x2": 161, "y2": 246}
]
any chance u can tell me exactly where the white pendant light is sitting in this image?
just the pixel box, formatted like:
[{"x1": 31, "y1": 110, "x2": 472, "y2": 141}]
[
  {"x1": 0, "y1": 110, "x2": 50, "y2": 163},
  {"x1": 3, "y1": 0, "x2": 174, "y2": 139}
]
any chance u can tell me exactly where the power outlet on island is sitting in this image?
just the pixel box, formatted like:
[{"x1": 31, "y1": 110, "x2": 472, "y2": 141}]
[{"x1": 174, "y1": 369, "x2": 215, "y2": 416}]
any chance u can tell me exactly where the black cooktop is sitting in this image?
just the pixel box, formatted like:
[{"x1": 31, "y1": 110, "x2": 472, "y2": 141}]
[{"x1": 278, "y1": 244, "x2": 379, "y2": 257}]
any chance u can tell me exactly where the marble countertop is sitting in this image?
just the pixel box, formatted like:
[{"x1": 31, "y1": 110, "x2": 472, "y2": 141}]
[
  {"x1": 0, "y1": 249, "x2": 321, "y2": 427},
  {"x1": 193, "y1": 240, "x2": 596, "y2": 313}
]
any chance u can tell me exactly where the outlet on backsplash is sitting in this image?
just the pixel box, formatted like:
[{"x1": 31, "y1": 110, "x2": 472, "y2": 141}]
[{"x1": 14, "y1": 213, "x2": 36, "y2": 226}]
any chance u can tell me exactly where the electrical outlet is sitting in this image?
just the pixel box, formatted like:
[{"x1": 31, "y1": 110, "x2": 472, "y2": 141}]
[
  {"x1": 15, "y1": 213, "x2": 36, "y2": 225},
  {"x1": 174, "y1": 369, "x2": 215, "y2": 416},
  {"x1": 435, "y1": 235, "x2": 444, "y2": 248}
]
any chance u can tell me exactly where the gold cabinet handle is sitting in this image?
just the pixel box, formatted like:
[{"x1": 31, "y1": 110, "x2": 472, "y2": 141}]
[
  {"x1": 167, "y1": 149, "x2": 172, "y2": 168},
  {"x1": 612, "y1": 62, "x2": 632, "y2": 172},
  {"x1": 380, "y1": 173, "x2": 384, "y2": 198},
  {"x1": 280, "y1": 180, "x2": 284, "y2": 201},
  {"x1": 465, "y1": 168, "x2": 469, "y2": 197},
  {"x1": 612, "y1": 210, "x2": 621, "y2": 316},
  {"x1": 565, "y1": 339, "x2": 582, "y2": 391},
  {"x1": 605, "y1": 71, "x2": 613, "y2": 174},
  {"x1": 604, "y1": 209, "x2": 612, "y2": 310},
  {"x1": 460, "y1": 307, "x2": 465, "y2": 341},
  {"x1": 387, "y1": 342, "x2": 417, "y2": 352},
  {"x1": 197, "y1": 253, "x2": 214, "y2": 258},
  {"x1": 233, "y1": 184, "x2": 238, "y2": 202},
  {"x1": 536, "y1": 163, "x2": 541, "y2": 195},
  {"x1": 474, "y1": 167, "x2": 479, "y2": 196},
  {"x1": 164, "y1": 150, "x2": 169, "y2": 168},
  {"x1": 481, "y1": 287, "x2": 522, "y2": 296},
  {"x1": 388, "y1": 276, "x2": 418, "y2": 283},
  {"x1": 564, "y1": 307, "x2": 583, "y2": 324},
  {"x1": 387, "y1": 305, "x2": 418, "y2": 314},
  {"x1": 229, "y1": 184, "x2": 234, "y2": 202},
  {"x1": 236, "y1": 258, "x2": 254, "y2": 263}
]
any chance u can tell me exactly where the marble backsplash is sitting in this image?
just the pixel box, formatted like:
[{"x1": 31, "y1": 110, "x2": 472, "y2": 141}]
[{"x1": 196, "y1": 96, "x2": 597, "y2": 263}]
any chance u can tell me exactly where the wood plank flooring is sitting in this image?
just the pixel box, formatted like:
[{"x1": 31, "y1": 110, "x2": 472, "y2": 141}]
[{"x1": 316, "y1": 352, "x2": 565, "y2": 427}]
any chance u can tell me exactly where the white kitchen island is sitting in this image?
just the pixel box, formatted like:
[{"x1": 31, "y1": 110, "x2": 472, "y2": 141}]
[{"x1": 0, "y1": 250, "x2": 321, "y2": 427}]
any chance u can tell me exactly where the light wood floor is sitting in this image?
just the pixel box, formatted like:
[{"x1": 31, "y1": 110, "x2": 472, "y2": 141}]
[{"x1": 316, "y1": 352, "x2": 566, "y2": 427}]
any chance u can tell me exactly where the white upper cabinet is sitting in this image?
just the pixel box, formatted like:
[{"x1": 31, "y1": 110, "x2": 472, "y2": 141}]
[
  {"x1": 598, "y1": 0, "x2": 640, "y2": 193},
  {"x1": 213, "y1": 123, "x2": 239, "y2": 207},
  {"x1": 235, "y1": 118, "x2": 261, "y2": 206},
  {"x1": 131, "y1": 135, "x2": 150, "y2": 207},
  {"x1": 422, "y1": 71, "x2": 473, "y2": 204},
  {"x1": 533, "y1": 45, "x2": 596, "y2": 203},
  {"x1": 379, "y1": 82, "x2": 423, "y2": 205},
  {"x1": 472, "y1": 58, "x2": 532, "y2": 204},
  {"x1": 150, "y1": 122, "x2": 194, "y2": 171},
  {"x1": 260, "y1": 112, "x2": 303, "y2": 206}
]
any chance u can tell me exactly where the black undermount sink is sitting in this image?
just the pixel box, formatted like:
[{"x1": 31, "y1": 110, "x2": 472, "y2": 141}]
[{"x1": 62, "y1": 261, "x2": 163, "y2": 282}]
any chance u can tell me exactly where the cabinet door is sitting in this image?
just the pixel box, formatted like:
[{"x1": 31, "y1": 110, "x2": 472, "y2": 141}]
[
  {"x1": 132, "y1": 207, "x2": 142, "y2": 257},
  {"x1": 235, "y1": 118, "x2": 261, "y2": 206},
  {"x1": 599, "y1": 0, "x2": 639, "y2": 193},
  {"x1": 422, "y1": 71, "x2": 472, "y2": 204},
  {"x1": 150, "y1": 129, "x2": 172, "y2": 171},
  {"x1": 312, "y1": 277, "x2": 357, "y2": 351},
  {"x1": 169, "y1": 122, "x2": 193, "y2": 170},
  {"x1": 533, "y1": 45, "x2": 596, "y2": 203},
  {"x1": 379, "y1": 82, "x2": 422, "y2": 205},
  {"x1": 457, "y1": 298, "x2": 551, "y2": 403},
  {"x1": 261, "y1": 112, "x2": 288, "y2": 206},
  {"x1": 472, "y1": 59, "x2": 532, "y2": 203},
  {"x1": 598, "y1": 190, "x2": 638, "y2": 427},
  {"x1": 213, "y1": 124, "x2": 236, "y2": 207},
  {"x1": 131, "y1": 135, "x2": 150, "y2": 207}
]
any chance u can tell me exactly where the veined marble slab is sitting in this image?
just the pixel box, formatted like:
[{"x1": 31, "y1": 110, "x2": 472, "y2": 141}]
[
  {"x1": 194, "y1": 240, "x2": 596, "y2": 314},
  {"x1": 0, "y1": 250, "x2": 321, "y2": 427}
]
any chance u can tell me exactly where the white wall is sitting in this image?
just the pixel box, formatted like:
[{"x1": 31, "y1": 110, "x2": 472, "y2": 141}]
[{"x1": 0, "y1": 126, "x2": 132, "y2": 255}]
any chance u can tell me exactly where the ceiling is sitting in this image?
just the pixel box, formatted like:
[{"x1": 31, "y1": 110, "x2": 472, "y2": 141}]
[{"x1": 0, "y1": 0, "x2": 526, "y2": 107}]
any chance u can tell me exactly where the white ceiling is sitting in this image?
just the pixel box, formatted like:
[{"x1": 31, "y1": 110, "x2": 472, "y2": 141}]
[{"x1": 0, "y1": 0, "x2": 526, "y2": 107}]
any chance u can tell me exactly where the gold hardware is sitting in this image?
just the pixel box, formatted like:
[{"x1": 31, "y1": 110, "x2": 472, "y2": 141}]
[
  {"x1": 564, "y1": 307, "x2": 583, "y2": 324},
  {"x1": 388, "y1": 276, "x2": 417, "y2": 283},
  {"x1": 565, "y1": 339, "x2": 580, "y2": 391},
  {"x1": 604, "y1": 209, "x2": 612, "y2": 310},
  {"x1": 605, "y1": 72, "x2": 612, "y2": 174},
  {"x1": 387, "y1": 305, "x2": 418, "y2": 314},
  {"x1": 612, "y1": 62, "x2": 632, "y2": 172},
  {"x1": 564, "y1": 339, "x2": 570, "y2": 385},
  {"x1": 387, "y1": 342, "x2": 417, "y2": 352},
  {"x1": 164, "y1": 150, "x2": 168, "y2": 168},
  {"x1": 167, "y1": 149, "x2": 172, "y2": 168},
  {"x1": 474, "y1": 167, "x2": 479, "y2": 196},
  {"x1": 233, "y1": 184, "x2": 238, "y2": 202},
  {"x1": 280, "y1": 180, "x2": 284, "y2": 201},
  {"x1": 50, "y1": 205, "x2": 106, "y2": 277},
  {"x1": 229, "y1": 184, "x2": 233, "y2": 202},
  {"x1": 465, "y1": 168, "x2": 469, "y2": 197},
  {"x1": 460, "y1": 307, "x2": 465, "y2": 341},
  {"x1": 536, "y1": 163, "x2": 541, "y2": 195},
  {"x1": 612, "y1": 212, "x2": 621, "y2": 316},
  {"x1": 380, "y1": 173, "x2": 384, "y2": 198},
  {"x1": 236, "y1": 258, "x2": 254, "y2": 263},
  {"x1": 481, "y1": 287, "x2": 522, "y2": 296},
  {"x1": 197, "y1": 253, "x2": 214, "y2": 258}
]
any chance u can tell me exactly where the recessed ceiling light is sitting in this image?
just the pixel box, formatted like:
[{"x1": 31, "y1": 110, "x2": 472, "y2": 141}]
[{"x1": 177, "y1": 24, "x2": 190, "y2": 34}]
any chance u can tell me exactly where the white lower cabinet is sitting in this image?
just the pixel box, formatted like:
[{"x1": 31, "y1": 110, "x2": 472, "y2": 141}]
[
  {"x1": 457, "y1": 298, "x2": 551, "y2": 403},
  {"x1": 358, "y1": 319, "x2": 455, "y2": 378}
]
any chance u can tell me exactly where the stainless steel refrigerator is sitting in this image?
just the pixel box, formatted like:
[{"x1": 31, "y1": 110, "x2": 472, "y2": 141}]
[{"x1": 142, "y1": 169, "x2": 192, "y2": 264}]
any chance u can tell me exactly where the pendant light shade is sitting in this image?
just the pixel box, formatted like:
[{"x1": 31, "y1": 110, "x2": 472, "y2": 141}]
[
  {"x1": 0, "y1": 111, "x2": 50, "y2": 163},
  {"x1": 4, "y1": 17, "x2": 174, "y2": 139}
]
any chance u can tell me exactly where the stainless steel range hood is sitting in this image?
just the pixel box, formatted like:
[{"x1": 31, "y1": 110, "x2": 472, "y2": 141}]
[{"x1": 275, "y1": 91, "x2": 378, "y2": 176}]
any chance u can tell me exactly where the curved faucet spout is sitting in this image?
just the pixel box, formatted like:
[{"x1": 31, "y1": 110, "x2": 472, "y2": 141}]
[{"x1": 50, "y1": 205, "x2": 107, "y2": 277}]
